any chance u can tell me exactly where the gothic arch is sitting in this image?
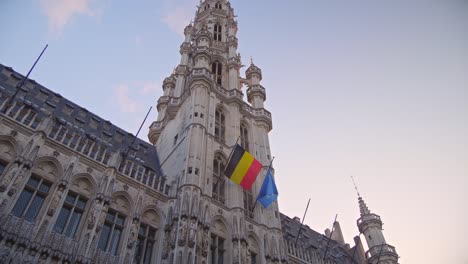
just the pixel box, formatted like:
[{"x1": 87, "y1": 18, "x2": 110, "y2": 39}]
[
  {"x1": 141, "y1": 205, "x2": 165, "y2": 230},
  {"x1": 32, "y1": 156, "x2": 64, "y2": 181},
  {"x1": 210, "y1": 215, "x2": 228, "y2": 235},
  {"x1": 111, "y1": 191, "x2": 134, "y2": 215},
  {"x1": 0, "y1": 135, "x2": 19, "y2": 162},
  {"x1": 213, "y1": 150, "x2": 227, "y2": 161},
  {"x1": 70, "y1": 173, "x2": 97, "y2": 197}
]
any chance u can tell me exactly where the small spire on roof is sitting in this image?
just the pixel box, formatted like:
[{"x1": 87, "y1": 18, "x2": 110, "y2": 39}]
[{"x1": 250, "y1": 56, "x2": 254, "y2": 65}]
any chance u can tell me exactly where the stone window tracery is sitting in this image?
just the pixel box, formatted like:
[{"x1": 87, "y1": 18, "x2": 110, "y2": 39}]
[
  {"x1": 243, "y1": 189, "x2": 254, "y2": 219},
  {"x1": 134, "y1": 223, "x2": 157, "y2": 264},
  {"x1": 98, "y1": 209, "x2": 126, "y2": 255},
  {"x1": 210, "y1": 233, "x2": 225, "y2": 264},
  {"x1": 240, "y1": 122, "x2": 249, "y2": 152},
  {"x1": 53, "y1": 192, "x2": 87, "y2": 238},
  {"x1": 214, "y1": 24, "x2": 222, "y2": 42},
  {"x1": 212, "y1": 61, "x2": 223, "y2": 85},
  {"x1": 11, "y1": 175, "x2": 51, "y2": 222},
  {"x1": 214, "y1": 107, "x2": 225, "y2": 142},
  {"x1": 212, "y1": 154, "x2": 226, "y2": 204}
]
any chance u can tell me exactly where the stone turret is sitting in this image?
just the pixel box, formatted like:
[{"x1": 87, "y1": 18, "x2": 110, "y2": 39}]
[{"x1": 357, "y1": 196, "x2": 399, "y2": 264}]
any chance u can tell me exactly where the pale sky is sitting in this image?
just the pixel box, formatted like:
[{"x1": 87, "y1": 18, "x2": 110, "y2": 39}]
[{"x1": 1, "y1": 0, "x2": 467, "y2": 263}]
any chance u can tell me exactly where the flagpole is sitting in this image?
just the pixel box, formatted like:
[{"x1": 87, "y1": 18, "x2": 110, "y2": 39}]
[
  {"x1": 2, "y1": 44, "x2": 48, "y2": 114},
  {"x1": 217, "y1": 136, "x2": 240, "y2": 188},
  {"x1": 323, "y1": 214, "x2": 338, "y2": 260},
  {"x1": 294, "y1": 198, "x2": 311, "y2": 246},
  {"x1": 251, "y1": 156, "x2": 275, "y2": 212}
]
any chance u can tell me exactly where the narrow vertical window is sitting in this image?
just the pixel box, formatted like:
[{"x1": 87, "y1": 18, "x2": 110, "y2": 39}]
[
  {"x1": 212, "y1": 155, "x2": 226, "y2": 204},
  {"x1": 134, "y1": 223, "x2": 157, "y2": 264},
  {"x1": 213, "y1": 24, "x2": 222, "y2": 41},
  {"x1": 98, "y1": 210, "x2": 126, "y2": 255},
  {"x1": 214, "y1": 107, "x2": 225, "y2": 142},
  {"x1": 54, "y1": 192, "x2": 87, "y2": 238},
  {"x1": 240, "y1": 123, "x2": 249, "y2": 152},
  {"x1": 210, "y1": 234, "x2": 225, "y2": 264},
  {"x1": 212, "y1": 61, "x2": 223, "y2": 85},
  {"x1": 0, "y1": 162, "x2": 7, "y2": 175},
  {"x1": 11, "y1": 176, "x2": 51, "y2": 222},
  {"x1": 215, "y1": 3, "x2": 222, "y2": 9},
  {"x1": 243, "y1": 189, "x2": 254, "y2": 219}
]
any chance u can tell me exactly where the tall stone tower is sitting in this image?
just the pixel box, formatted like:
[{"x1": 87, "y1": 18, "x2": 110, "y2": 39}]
[
  {"x1": 148, "y1": 0, "x2": 287, "y2": 263},
  {"x1": 357, "y1": 196, "x2": 399, "y2": 264}
]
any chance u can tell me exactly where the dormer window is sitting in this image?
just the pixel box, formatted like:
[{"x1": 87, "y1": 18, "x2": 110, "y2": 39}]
[
  {"x1": 212, "y1": 61, "x2": 223, "y2": 85},
  {"x1": 214, "y1": 24, "x2": 222, "y2": 41},
  {"x1": 215, "y1": 3, "x2": 222, "y2": 9}
]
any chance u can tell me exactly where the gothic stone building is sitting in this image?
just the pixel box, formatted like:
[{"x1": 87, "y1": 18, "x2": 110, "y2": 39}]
[{"x1": 0, "y1": 0, "x2": 399, "y2": 263}]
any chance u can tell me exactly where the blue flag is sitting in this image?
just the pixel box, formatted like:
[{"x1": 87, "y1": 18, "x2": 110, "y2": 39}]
[{"x1": 257, "y1": 169, "x2": 278, "y2": 208}]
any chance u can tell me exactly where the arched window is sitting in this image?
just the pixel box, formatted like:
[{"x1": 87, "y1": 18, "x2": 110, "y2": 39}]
[
  {"x1": 53, "y1": 191, "x2": 87, "y2": 238},
  {"x1": 213, "y1": 24, "x2": 222, "y2": 42},
  {"x1": 54, "y1": 176, "x2": 94, "y2": 238},
  {"x1": 215, "y1": 3, "x2": 222, "y2": 9},
  {"x1": 204, "y1": 5, "x2": 210, "y2": 11},
  {"x1": 214, "y1": 107, "x2": 225, "y2": 142},
  {"x1": 98, "y1": 209, "x2": 126, "y2": 255},
  {"x1": 243, "y1": 189, "x2": 254, "y2": 219},
  {"x1": 134, "y1": 209, "x2": 160, "y2": 264},
  {"x1": 212, "y1": 61, "x2": 222, "y2": 85},
  {"x1": 212, "y1": 154, "x2": 226, "y2": 204},
  {"x1": 11, "y1": 175, "x2": 52, "y2": 222},
  {"x1": 0, "y1": 161, "x2": 6, "y2": 175},
  {"x1": 98, "y1": 194, "x2": 130, "y2": 256},
  {"x1": 211, "y1": 220, "x2": 227, "y2": 264},
  {"x1": 240, "y1": 123, "x2": 249, "y2": 152}
]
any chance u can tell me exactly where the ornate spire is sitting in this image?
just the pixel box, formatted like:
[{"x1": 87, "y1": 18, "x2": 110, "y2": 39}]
[{"x1": 358, "y1": 196, "x2": 371, "y2": 216}]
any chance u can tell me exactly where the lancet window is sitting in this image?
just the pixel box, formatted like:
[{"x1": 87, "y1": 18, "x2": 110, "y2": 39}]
[
  {"x1": 214, "y1": 107, "x2": 225, "y2": 142},
  {"x1": 215, "y1": 3, "x2": 222, "y2": 9},
  {"x1": 54, "y1": 192, "x2": 87, "y2": 238},
  {"x1": 240, "y1": 122, "x2": 250, "y2": 152},
  {"x1": 11, "y1": 175, "x2": 51, "y2": 222},
  {"x1": 212, "y1": 154, "x2": 226, "y2": 204},
  {"x1": 98, "y1": 209, "x2": 126, "y2": 255},
  {"x1": 134, "y1": 223, "x2": 157, "y2": 264},
  {"x1": 214, "y1": 24, "x2": 222, "y2": 42},
  {"x1": 243, "y1": 189, "x2": 254, "y2": 219},
  {"x1": 210, "y1": 234, "x2": 225, "y2": 264},
  {"x1": 212, "y1": 61, "x2": 223, "y2": 85}
]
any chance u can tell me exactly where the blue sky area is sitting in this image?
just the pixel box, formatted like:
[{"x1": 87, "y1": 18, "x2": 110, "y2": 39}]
[{"x1": 1, "y1": 1, "x2": 467, "y2": 263}]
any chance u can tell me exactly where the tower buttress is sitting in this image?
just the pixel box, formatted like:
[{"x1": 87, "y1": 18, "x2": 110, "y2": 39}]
[{"x1": 357, "y1": 196, "x2": 399, "y2": 264}]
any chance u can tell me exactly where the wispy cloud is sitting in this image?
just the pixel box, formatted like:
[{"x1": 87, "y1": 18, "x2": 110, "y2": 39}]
[
  {"x1": 39, "y1": 0, "x2": 106, "y2": 35},
  {"x1": 162, "y1": 0, "x2": 197, "y2": 37},
  {"x1": 114, "y1": 84, "x2": 141, "y2": 113},
  {"x1": 113, "y1": 81, "x2": 161, "y2": 113}
]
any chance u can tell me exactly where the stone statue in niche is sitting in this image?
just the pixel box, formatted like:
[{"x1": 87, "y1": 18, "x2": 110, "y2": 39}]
[
  {"x1": 188, "y1": 218, "x2": 197, "y2": 247},
  {"x1": 169, "y1": 224, "x2": 177, "y2": 247},
  {"x1": 161, "y1": 231, "x2": 170, "y2": 259},
  {"x1": 0, "y1": 163, "x2": 19, "y2": 191},
  {"x1": 88, "y1": 200, "x2": 103, "y2": 229},
  {"x1": 241, "y1": 241, "x2": 248, "y2": 264},
  {"x1": 201, "y1": 228, "x2": 210, "y2": 257},
  {"x1": 178, "y1": 217, "x2": 188, "y2": 246},
  {"x1": 9, "y1": 166, "x2": 29, "y2": 195}
]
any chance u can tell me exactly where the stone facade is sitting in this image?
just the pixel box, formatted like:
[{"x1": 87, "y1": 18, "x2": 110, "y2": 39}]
[{"x1": 0, "y1": 1, "x2": 398, "y2": 263}]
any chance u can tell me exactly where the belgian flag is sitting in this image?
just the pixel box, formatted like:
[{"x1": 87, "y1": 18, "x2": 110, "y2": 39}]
[{"x1": 224, "y1": 144, "x2": 263, "y2": 190}]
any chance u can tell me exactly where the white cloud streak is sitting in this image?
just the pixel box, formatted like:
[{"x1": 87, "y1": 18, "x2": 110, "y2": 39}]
[
  {"x1": 39, "y1": 0, "x2": 104, "y2": 35},
  {"x1": 114, "y1": 84, "x2": 141, "y2": 113},
  {"x1": 162, "y1": 0, "x2": 198, "y2": 37}
]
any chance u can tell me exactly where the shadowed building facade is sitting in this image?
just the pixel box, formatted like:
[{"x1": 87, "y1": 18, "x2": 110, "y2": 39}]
[{"x1": 0, "y1": 1, "x2": 398, "y2": 263}]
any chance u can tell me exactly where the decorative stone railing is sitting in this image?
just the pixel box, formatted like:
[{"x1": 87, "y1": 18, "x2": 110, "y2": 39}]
[
  {"x1": 357, "y1": 213, "x2": 381, "y2": 225},
  {"x1": 366, "y1": 244, "x2": 397, "y2": 259},
  {"x1": 93, "y1": 249, "x2": 121, "y2": 264}
]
